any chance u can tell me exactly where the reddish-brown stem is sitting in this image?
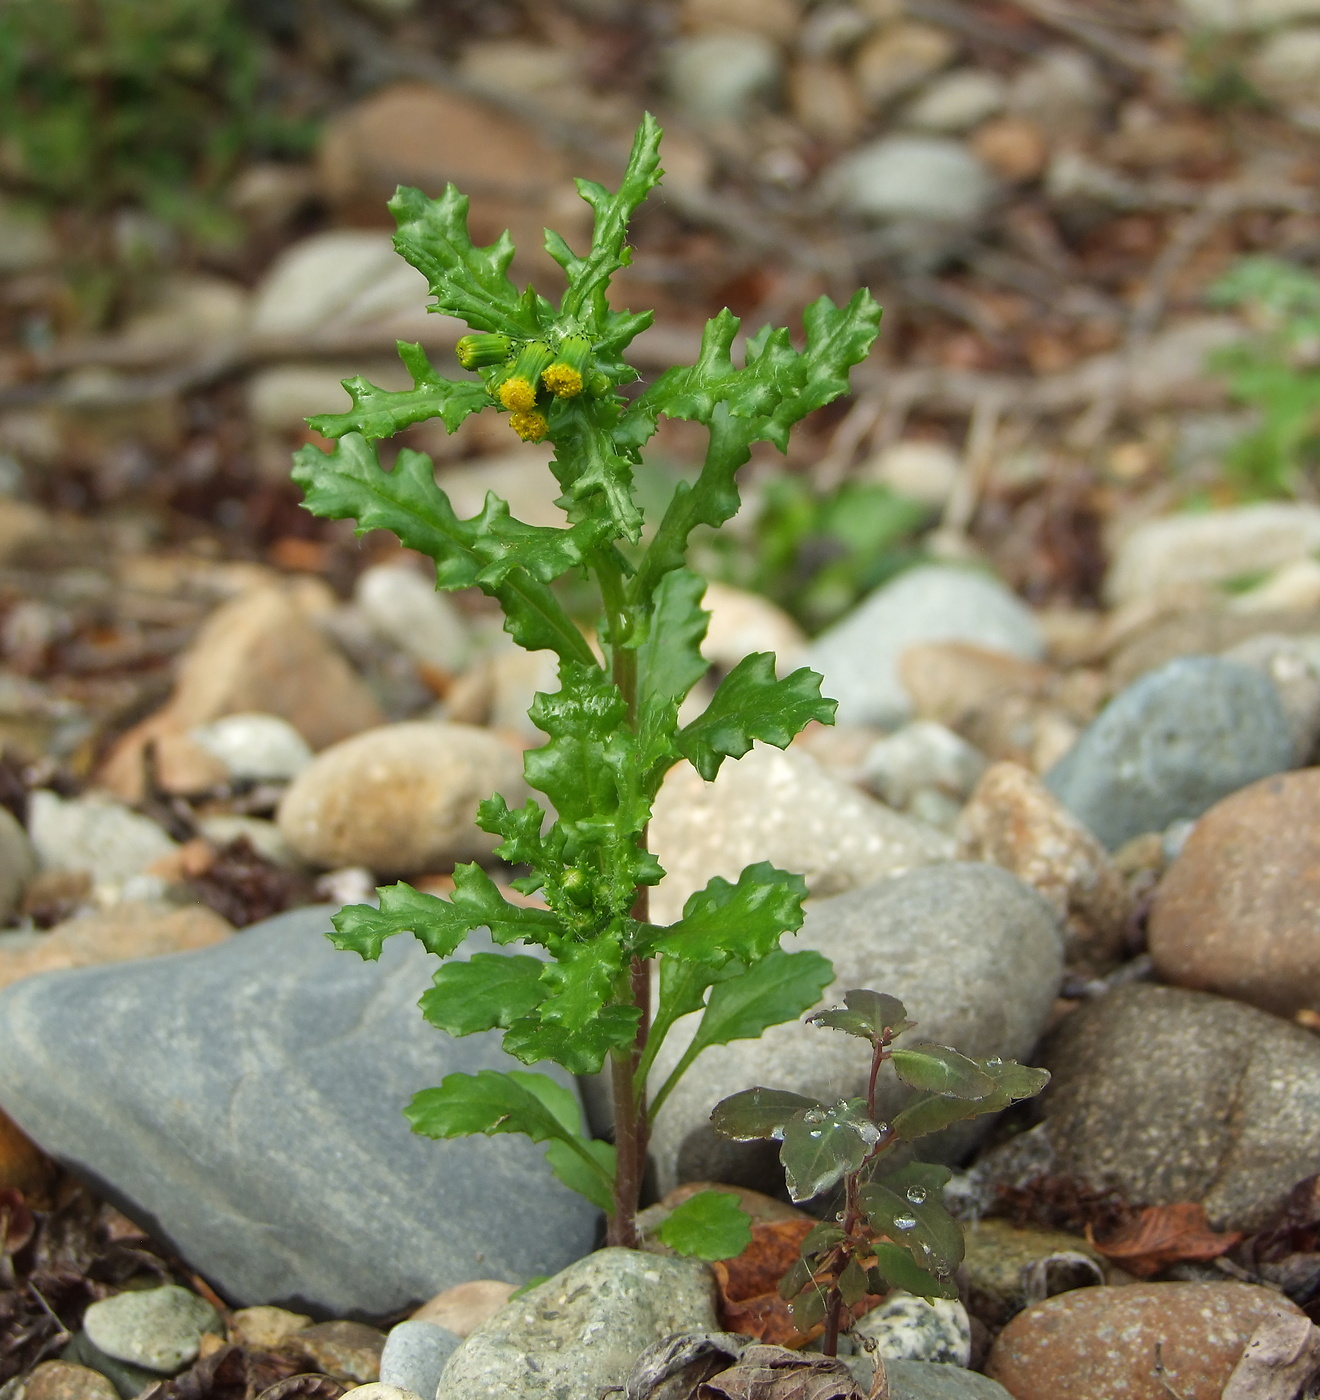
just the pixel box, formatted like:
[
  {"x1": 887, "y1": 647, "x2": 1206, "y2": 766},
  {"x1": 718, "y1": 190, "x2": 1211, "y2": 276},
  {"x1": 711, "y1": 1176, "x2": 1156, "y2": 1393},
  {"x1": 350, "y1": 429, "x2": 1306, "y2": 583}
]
[{"x1": 866, "y1": 1037, "x2": 886, "y2": 1121}]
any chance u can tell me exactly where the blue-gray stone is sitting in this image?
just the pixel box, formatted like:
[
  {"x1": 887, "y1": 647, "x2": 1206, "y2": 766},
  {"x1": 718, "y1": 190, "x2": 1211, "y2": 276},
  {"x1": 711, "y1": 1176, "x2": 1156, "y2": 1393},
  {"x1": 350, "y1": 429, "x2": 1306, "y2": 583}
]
[
  {"x1": 802, "y1": 566, "x2": 1043, "y2": 728},
  {"x1": 1044, "y1": 656, "x2": 1294, "y2": 849},
  {"x1": 380, "y1": 1321, "x2": 461, "y2": 1400},
  {"x1": 0, "y1": 905, "x2": 597, "y2": 1317},
  {"x1": 883, "y1": 1361, "x2": 1014, "y2": 1400}
]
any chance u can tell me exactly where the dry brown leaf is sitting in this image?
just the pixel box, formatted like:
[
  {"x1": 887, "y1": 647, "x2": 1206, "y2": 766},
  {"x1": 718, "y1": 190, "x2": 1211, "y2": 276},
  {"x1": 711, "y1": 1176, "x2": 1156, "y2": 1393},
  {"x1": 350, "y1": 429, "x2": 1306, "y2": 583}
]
[
  {"x1": 1221, "y1": 1312, "x2": 1320, "y2": 1400},
  {"x1": 1089, "y1": 1201, "x2": 1243, "y2": 1277},
  {"x1": 696, "y1": 1344, "x2": 862, "y2": 1400},
  {"x1": 712, "y1": 1220, "x2": 820, "y2": 1348}
]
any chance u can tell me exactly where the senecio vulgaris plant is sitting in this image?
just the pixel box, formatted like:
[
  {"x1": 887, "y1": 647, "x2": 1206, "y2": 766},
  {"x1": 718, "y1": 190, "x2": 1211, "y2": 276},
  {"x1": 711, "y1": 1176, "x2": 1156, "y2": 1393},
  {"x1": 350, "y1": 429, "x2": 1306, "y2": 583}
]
[
  {"x1": 291, "y1": 114, "x2": 881, "y2": 1258},
  {"x1": 712, "y1": 990, "x2": 1048, "y2": 1354}
]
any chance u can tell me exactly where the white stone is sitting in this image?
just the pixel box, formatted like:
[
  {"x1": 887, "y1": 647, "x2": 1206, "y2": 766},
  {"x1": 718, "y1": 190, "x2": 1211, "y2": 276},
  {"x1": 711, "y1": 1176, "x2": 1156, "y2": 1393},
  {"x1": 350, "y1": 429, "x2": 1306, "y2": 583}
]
[
  {"x1": 649, "y1": 744, "x2": 953, "y2": 923},
  {"x1": 355, "y1": 564, "x2": 471, "y2": 675},
  {"x1": 249, "y1": 231, "x2": 434, "y2": 341},
  {"x1": 247, "y1": 363, "x2": 388, "y2": 434},
  {"x1": 665, "y1": 32, "x2": 783, "y2": 124},
  {"x1": 28, "y1": 791, "x2": 177, "y2": 887},
  {"x1": 853, "y1": 23, "x2": 956, "y2": 110},
  {"x1": 1105, "y1": 502, "x2": 1320, "y2": 607},
  {"x1": 857, "y1": 440, "x2": 962, "y2": 506},
  {"x1": 1230, "y1": 557, "x2": 1320, "y2": 613},
  {"x1": 1177, "y1": 0, "x2": 1320, "y2": 28},
  {"x1": 1245, "y1": 26, "x2": 1320, "y2": 108},
  {"x1": 823, "y1": 136, "x2": 996, "y2": 224},
  {"x1": 861, "y1": 722, "x2": 988, "y2": 809},
  {"x1": 702, "y1": 581, "x2": 806, "y2": 674},
  {"x1": 435, "y1": 447, "x2": 563, "y2": 528},
  {"x1": 1008, "y1": 47, "x2": 1105, "y2": 137},
  {"x1": 852, "y1": 1292, "x2": 972, "y2": 1366},
  {"x1": 902, "y1": 69, "x2": 1007, "y2": 132},
  {"x1": 190, "y1": 713, "x2": 315, "y2": 781}
]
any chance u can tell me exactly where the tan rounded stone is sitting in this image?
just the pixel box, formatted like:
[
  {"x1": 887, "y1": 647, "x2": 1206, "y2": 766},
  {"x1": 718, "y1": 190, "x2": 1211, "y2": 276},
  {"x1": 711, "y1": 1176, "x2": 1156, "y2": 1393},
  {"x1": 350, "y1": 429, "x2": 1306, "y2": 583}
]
[
  {"x1": 1150, "y1": 768, "x2": 1320, "y2": 1016},
  {"x1": 971, "y1": 115, "x2": 1048, "y2": 182},
  {"x1": 23, "y1": 1362, "x2": 119, "y2": 1400},
  {"x1": 854, "y1": 23, "x2": 957, "y2": 110},
  {"x1": 410, "y1": 1280, "x2": 517, "y2": 1336},
  {"x1": 985, "y1": 1283, "x2": 1303, "y2": 1400},
  {"x1": 276, "y1": 722, "x2": 526, "y2": 872}
]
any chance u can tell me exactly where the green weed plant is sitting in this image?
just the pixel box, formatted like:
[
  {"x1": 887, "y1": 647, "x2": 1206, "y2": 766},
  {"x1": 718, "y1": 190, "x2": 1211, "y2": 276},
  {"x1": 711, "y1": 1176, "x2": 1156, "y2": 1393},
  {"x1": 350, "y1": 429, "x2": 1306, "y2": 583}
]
[{"x1": 291, "y1": 117, "x2": 882, "y2": 1253}]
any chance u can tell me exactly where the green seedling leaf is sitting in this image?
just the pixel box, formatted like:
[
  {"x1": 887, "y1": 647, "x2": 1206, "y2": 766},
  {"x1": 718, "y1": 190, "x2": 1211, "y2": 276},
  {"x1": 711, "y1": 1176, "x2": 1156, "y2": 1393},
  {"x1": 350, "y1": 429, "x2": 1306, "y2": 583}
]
[
  {"x1": 502, "y1": 1002, "x2": 642, "y2": 1075},
  {"x1": 891, "y1": 1056, "x2": 1051, "y2": 1141},
  {"x1": 309, "y1": 341, "x2": 489, "y2": 441},
  {"x1": 678, "y1": 654, "x2": 837, "y2": 781},
  {"x1": 710, "y1": 1087, "x2": 824, "y2": 1142},
  {"x1": 778, "y1": 1256, "x2": 815, "y2": 1301},
  {"x1": 890, "y1": 1043, "x2": 997, "y2": 1099},
  {"x1": 690, "y1": 949, "x2": 834, "y2": 1056},
  {"x1": 788, "y1": 1284, "x2": 828, "y2": 1330},
  {"x1": 780, "y1": 1099, "x2": 878, "y2": 1203},
  {"x1": 419, "y1": 952, "x2": 547, "y2": 1037},
  {"x1": 647, "y1": 863, "x2": 808, "y2": 967},
  {"x1": 838, "y1": 1255, "x2": 870, "y2": 1307},
  {"x1": 807, "y1": 989, "x2": 913, "y2": 1045},
  {"x1": 636, "y1": 567, "x2": 710, "y2": 782},
  {"x1": 657, "y1": 1190, "x2": 754, "y2": 1261},
  {"x1": 800, "y1": 1222, "x2": 846, "y2": 1257},
  {"x1": 546, "y1": 1138, "x2": 616, "y2": 1214},
  {"x1": 860, "y1": 1163, "x2": 961, "y2": 1277},
  {"x1": 867, "y1": 1244, "x2": 958, "y2": 1301}
]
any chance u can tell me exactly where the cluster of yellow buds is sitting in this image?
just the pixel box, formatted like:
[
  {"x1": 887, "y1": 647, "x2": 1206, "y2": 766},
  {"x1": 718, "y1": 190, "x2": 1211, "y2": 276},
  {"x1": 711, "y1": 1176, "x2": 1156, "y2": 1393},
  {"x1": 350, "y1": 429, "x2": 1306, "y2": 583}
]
[{"x1": 454, "y1": 331, "x2": 600, "y2": 442}]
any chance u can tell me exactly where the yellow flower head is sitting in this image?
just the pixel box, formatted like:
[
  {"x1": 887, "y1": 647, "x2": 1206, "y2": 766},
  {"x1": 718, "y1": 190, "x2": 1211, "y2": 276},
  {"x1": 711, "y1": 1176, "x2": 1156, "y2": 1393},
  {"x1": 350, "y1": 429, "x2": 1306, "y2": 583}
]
[
  {"x1": 541, "y1": 362, "x2": 584, "y2": 399},
  {"x1": 510, "y1": 409, "x2": 549, "y2": 442},
  {"x1": 498, "y1": 376, "x2": 538, "y2": 412}
]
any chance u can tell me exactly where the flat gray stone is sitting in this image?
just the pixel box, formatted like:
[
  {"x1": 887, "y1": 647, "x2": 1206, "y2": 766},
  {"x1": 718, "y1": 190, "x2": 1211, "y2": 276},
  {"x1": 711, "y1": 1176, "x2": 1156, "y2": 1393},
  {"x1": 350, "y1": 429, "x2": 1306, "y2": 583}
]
[
  {"x1": 83, "y1": 1287, "x2": 220, "y2": 1374},
  {"x1": 380, "y1": 1321, "x2": 460, "y2": 1400},
  {"x1": 1039, "y1": 982, "x2": 1320, "y2": 1231},
  {"x1": 1043, "y1": 656, "x2": 1294, "y2": 849},
  {"x1": 435, "y1": 1248, "x2": 717, "y2": 1400},
  {"x1": 0, "y1": 905, "x2": 597, "y2": 1315},
  {"x1": 648, "y1": 863, "x2": 1063, "y2": 1196},
  {"x1": 803, "y1": 566, "x2": 1043, "y2": 728},
  {"x1": 883, "y1": 1360, "x2": 1014, "y2": 1400}
]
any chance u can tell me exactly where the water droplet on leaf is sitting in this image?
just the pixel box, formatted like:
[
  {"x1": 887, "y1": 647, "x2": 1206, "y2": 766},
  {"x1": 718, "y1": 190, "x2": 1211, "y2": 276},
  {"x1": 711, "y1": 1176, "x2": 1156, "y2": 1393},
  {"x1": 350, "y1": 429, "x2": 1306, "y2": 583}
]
[
  {"x1": 986, "y1": 1057, "x2": 1003, "y2": 1068},
  {"x1": 906, "y1": 1185, "x2": 928, "y2": 1204},
  {"x1": 893, "y1": 1214, "x2": 917, "y2": 1231}
]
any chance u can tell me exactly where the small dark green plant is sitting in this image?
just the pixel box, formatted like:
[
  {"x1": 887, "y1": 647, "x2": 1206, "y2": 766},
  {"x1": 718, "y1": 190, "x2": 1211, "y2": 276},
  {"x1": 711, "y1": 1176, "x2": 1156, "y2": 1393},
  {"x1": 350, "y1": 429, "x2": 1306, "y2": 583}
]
[
  {"x1": 291, "y1": 116, "x2": 882, "y2": 1254},
  {"x1": 712, "y1": 990, "x2": 1049, "y2": 1355},
  {"x1": 0, "y1": 0, "x2": 313, "y2": 242},
  {"x1": 1207, "y1": 256, "x2": 1320, "y2": 498}
]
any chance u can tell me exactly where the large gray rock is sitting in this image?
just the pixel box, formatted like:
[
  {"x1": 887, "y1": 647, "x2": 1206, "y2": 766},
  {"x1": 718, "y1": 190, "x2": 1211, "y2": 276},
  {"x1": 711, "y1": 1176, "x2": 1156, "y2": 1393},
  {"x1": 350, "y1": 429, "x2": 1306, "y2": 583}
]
[
  {"x1": 803, "y1": 566, "x2": 1043, "y2": 728},
  {"x1": 435, "y1": 1249, "x2": 717, "y2": 1400},
  {"x1": 877, "y1": 1360, "x2": 1013, "y2": 1400},
  {"x1": 1039, "y1": 982, "x2": 1320, "y2": 1232},
  {"x1": 0, "y1": 905, "x2": 597, "y2": 1315},
  {"x1": 648, "y1": 863, "x2": 1063, "y2": 1195},
  {"x1": 1043, "y1": 656, "x2": 1294, "y2": 850}
]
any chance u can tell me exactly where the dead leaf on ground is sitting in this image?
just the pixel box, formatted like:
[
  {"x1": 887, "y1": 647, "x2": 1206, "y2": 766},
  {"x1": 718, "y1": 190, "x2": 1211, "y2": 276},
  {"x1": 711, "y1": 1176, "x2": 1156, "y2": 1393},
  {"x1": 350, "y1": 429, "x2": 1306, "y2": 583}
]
[
  {"x1": 713, "y1": 1220, "x2": 821, "y2": 1347},
  {"x1": 1221, "y1": 1311, "x2": 1320, "y2": 1400},
  {"x1": 1089, "y1": 1201, "x2": 1243, "y2": 1277},
  {"x1": 696, "y1": 1344, "x2": 863, "y2": 1400},
  {"x1": 624, "y1": 1331, "x2": 749, "y2": 1400}
]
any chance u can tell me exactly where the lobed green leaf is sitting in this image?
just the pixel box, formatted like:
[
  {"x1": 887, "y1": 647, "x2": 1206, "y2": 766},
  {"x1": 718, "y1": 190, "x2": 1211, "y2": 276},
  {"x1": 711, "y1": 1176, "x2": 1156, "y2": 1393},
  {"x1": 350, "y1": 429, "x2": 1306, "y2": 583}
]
[
  {"x1": 688, "y1": 948, "x2": 834, "y2": 1057},
  {"x1": 656, "y1": 1189, "x2": 753, "y2": 1261},
  {"x1": 419, "y1": 952, "x2": 548, "y2": 1037},
  {"x1": 646, "y1": 862, "x2": 808, "y2": 967}
]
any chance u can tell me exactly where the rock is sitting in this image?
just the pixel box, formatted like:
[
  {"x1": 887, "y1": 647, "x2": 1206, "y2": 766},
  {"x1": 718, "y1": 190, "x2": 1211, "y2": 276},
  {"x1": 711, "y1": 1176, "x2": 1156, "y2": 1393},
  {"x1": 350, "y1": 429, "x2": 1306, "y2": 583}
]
[
  {"x1": 1230, "y1": 556, "x2": 1320, "y2": 612},
  {"x1": 1039, "y1": 982, "x2": 1320, "y2": 1231},
  {"x1": 189, "y1": 713, "x2": 314, "y2": 782},
  {"x1": 902, "y1": 69, "x2": 1006, "y2": 132},
  {"x1": 434, "y1": 1249, "x2": 717, "y2": 1400},
  {"x1": 788, "y1": 59, "x2": 866, "y2": 144},
  {"x1": 0, "y1": 1104, "x2": 52, "y2": 1196},
  {"x1": 410, "y1": 1281, "x2": 517, "y2": 1336},
  {"x1": 247, "y1": 363, "x2": 390, "y2": 435},
  {"x1": 853, "y1": 1292, "x2": 971, "y2": 1365},
  {"x1": 195, "y1": 816, "x2": 301, "y2": 870},
  {"x1": 119, "y1": 275, "x2": 250, "y2": 355},
  {"x1": 83, "y1": 1286, "x2": 220, "y2": 1374},
  {"x1": 648, "y1": 745, "x2": 954, "y2": 924},
  {"x1": 355, "y1": 565, "x2": 471, "y2": 678},
  {"x1": 956, "y1": 762, "x2": 1131, "y2": 968},
  {"x1": 380, "y1": 1321, "x2": 460, "y2": 1399},
  {"x1": 880, "y1": 1363, "x2": 1014, "y2": 1400},
  {"x1": 861, "y1": 722, "x2": 987, "y2": 809},
  {"x1": 823, "y1": 136, "x2": 996, "y2": 226},
  {"x1": 287, "y1": 1322, "x2": 385, "y2": 1384},
  {"x1": 701, "y1": 582, "x2": 806, "y2": 674},
  {"x1": 960, "y1": 1219, "x2": 1106, "y2": 1328},
  {"x1": 856, "y1": 440, "x2": 961, "y2": 507},
  {"x1": 1043, "y1": 657, "x2": 1294, "y2": 850},
  {"x1": 277, "y1": 721, "x2": 526, "y2": 872},
  {"x1": 1179, "y1": 0, "x2": 1320, "y2": 26},
  {"x1": 1221, "y1": 633, "x2": 1320, "y2": 763},
  {"x1": 0, "y1": 905, "x2": 598, "y2": 1315},
  {"x1": 227, "y1": 1308, "x2": 311, "y2": 1350},
  {"x1": 1148, "y1": 769, "x2": 1320, "y2": 1016},
  {"x1": 22, "y1": 1363, "x2": 118, "y2": 1400},
  {"x1": 0, "y1": 804, "x2": 35, "y2": 920},
  {"x1": 898, "y1": 643, "x2": 1057, "y2": 730},
  {"x1": 1007, "y1": 47, "x2": 1106, "y2": 139},
  {"x1": 62, "y1": 1331, "x2": 161, "y2": 1400},
  {"x1": 1245, "y1": 26, "x2": 1320, "y2": 111},
  {"x1": 249, "y1": 231, "x2": 432, "y2": 343},
  {"x1": 679, "y1": 0, "x2": 801, "y2": 42},
  {"x1": 27, "y1": 792, "x2": 177, "y2": 888},
  {"x1": 665, "y1": 32, "x2": 783, "y2": 124},
  {"x1": 985, "y1": 1283, "x2": 1304, "y2": 1400},
  {"x1": 100, "y1": 587, "x2": 385, "y2": 802},
  {"x1": 649, "y1": 863, "x2": 1062, "y2": 1194},
  {"x1": 340, "y1": 1388, "x2": 417, "y2": 1400},
  {"x1": 442, "y1": 646, "x2": 558, "y2": 739},
  {"x1": 0, "y1": 902, "x2": 233, "y2": 993},
  {"x1": 803, "y1": 567, "x2": 1043, "y2": 728},
  {"x1": 0, "y1": 198, "x2": 56, "y2": 276},
  {"x1": 968, "y1": 116, "x2": 1049, "y2": 183},
  {"x1": 853, "y1": 24, "x2": 957, "y2": 110},
  {"x1": 317, "y1": 84, "x2": 566, "y2": 222},
  {"x1": 1105, "y1": 503, "x2": 1320, "y2": 609},
  {"x1": 435, "y1": 447, "x2": 561, "y2": 528}
]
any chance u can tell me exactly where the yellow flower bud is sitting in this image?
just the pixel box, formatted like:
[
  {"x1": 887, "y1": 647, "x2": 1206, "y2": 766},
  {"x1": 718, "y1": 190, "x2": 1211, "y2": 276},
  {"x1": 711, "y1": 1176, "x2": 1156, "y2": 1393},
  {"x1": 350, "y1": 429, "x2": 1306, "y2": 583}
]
[
  {"x1": 455, "y1": 333, "x2": 513, "y2": 370},
  {"x1": 495, "y1": 340, "x2": 554, "y2": 413},
  {"x1": 510, "y1": 409, "x2": 549, "y2": 442},
  {"x1": 541, "y1": 335, "x2": 593, "y2": 399}
]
